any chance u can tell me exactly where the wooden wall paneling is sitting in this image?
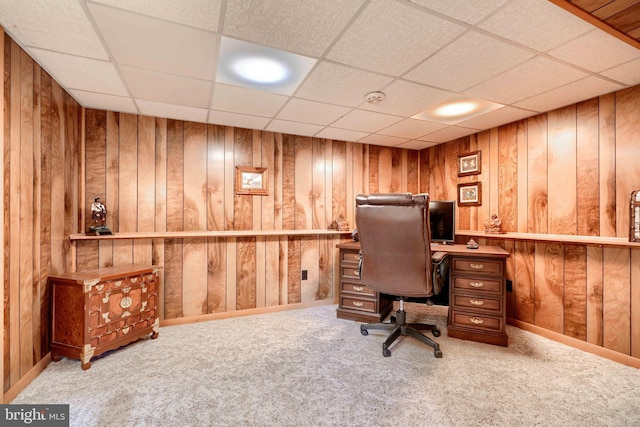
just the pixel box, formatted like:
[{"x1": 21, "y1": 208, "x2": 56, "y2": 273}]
[
  {"x1": 206, "y1": 124, "x2": 226, "y2": 312},
  {"x1": 526, "y1": 115, "x2": 548, "y2": 233},
  {"x1": 49, "y1": 76, "x2": 65, "y2": 276},
  {"x1": 1, "y1": 29, "x2": 5, "y2": 394},
  {"x1": 598, "y1": 93, "x2": 616, "y2": 237},
  {"x1": 64, "y1": 92, "x2": 79, "y2": 249},
  {"x1": 105, "y1": 111, "x2": 119, "y2": 234},
  {"x1": 615, "y1": 86, "x2": 640, "y2": 238},
  {"x1": 368, "y1": 145, "x2": 379, "y2": 194},
  {"x1": 465, "y1": 135, "x2": 478, "y2": 230},
  {"x1": 318, "y1": 236, "x2": 332, "y2": 299},
  {"x1": 351, "y1": 142, "x2": 363, "y2": 216},
  {"x1": 456, "y1": 138, "x2": 471, "y2": 231},
  {"x1": 154, "y1": 118, "x2": 167, "y2": 318},
  {"x1": 237, "y1": 236, "x2": 256, "y2": 310},
  {"x1": 233, "y1": 128, "x2": 252, "y2": 230},
  {"x1": 224, "y1": 127, "x2": 236, "y2": 311},
  {"x1": 32, "y1": 66, "x2": 42, "y2": 362},
  {"x1": 504, "y1": 240, "x2": 516, "y2": 318},
  {"x1": 312, "y1": 138, "x2": 326, "y2": 229},
  {"x1": 182, "y1": 121, "x2": 207, "y2": 316},
  {"x1": 281, "y1": 134, "x2": 295, "y2": 230},
  {"x1": 331, "y1": 140, "x2": 346, "y2": 228},
  {"x1": 390, "y1": 147, "x2": 402, "y2": 193},
  {"x1": 444, "y1": 140, "x2": 459, "y2": 201},
  {"x1": 428, "y1": 144, "x2": 446, "y2": 200},
  {"x1": 419, "y1": 148, "x2": 429, "y2": 195},
  {"x1": 134, "y1": 115, "x2": 155, "y2": 265},
  {"x1": 164, "y1": 120, "x2": 184, "y2": 319},
  {"x1": 602, "y1": 247, "x2": 631, "y2": 354},
  {"x1": 301, "y1": 236, "x2": 319, "y2": 302},
  {"x1": 345, "y1": 141, "x2": 354, "y2": 227},
  {"x1": 407, "y1": 149, "x2": 419, "y2": 195},
  {"x1": 254, "y1": 131, "x2": 266, "y2": 307},
  {"x1": 547, "y1": 106, "x2": 577, "y2": 235},
  {"x1": 516, "y1": 121, "x2": 528, "y2": 233},
  {"x1": 234, "y1": 128, "x2": 254, "y2": 310},
  {"x1": 576, "y1": 98, "x2": 600, "y2": 236},
  {"x1": 586, "y1": 246, "x2": 603, "y2": 346},
  {"x1": 498, "y1": 124, "x2": 518, "y2": 232},
  {"x1": 377, "y1": 146, "x2": 392, "y2": 192},
  {"x1": 514, "y1": 241, "x2": 535, "y2": 323},
  {"x1": 117, "y1": 113, "x2": 137, "y2": 235},
  {"x1": 476, "y1": 131, "x2": 491, "y2": 230},
  {"x1": 563, "y1": 245, "x2": 587, "y2": 340},
  {"x1": 263, "y1": 132, "x2": 280, "y2": 306},
  {"x1": 287, "y1": 236, "x2": 301, "y2": 304},
  {"x1": 631, "y1": 248, "x2": 640, "y2": 358},
  {"x1": 534, "y1": 242, "x2": 564, "y2": 333},
  {"x1": 488, "y1": 128, "x2": 499, "y2": 219},
  {"x1": 323, "y1": 139, "x2": 334, "y2": 229},
  {"x1": 8, "y1": 39, "x2": 21, "y2": 386}
]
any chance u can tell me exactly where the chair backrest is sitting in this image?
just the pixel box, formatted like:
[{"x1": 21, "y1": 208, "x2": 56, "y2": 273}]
[{"x1": 355, "y1": 193, "x2": 435, "y2": 298}]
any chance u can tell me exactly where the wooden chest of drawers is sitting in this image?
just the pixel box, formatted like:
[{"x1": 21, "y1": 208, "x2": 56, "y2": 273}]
[
  {"x1": 447, "y1": 256, "x2": 508, "y2": 346},
  {"x1": 336, "y1": 242, "x2": 393, "y2": 322},
  {"x1": 49, "y1": 264, "x2": 160, "y2": 369}
]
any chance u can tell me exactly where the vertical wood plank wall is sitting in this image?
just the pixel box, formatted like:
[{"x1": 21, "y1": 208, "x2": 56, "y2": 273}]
[
  {"x1": 420, "y1": 86, "x2": 640, "y2": 360},
  {"x1": 3, "y1": 35, "x2": 80, "y2": 393}
]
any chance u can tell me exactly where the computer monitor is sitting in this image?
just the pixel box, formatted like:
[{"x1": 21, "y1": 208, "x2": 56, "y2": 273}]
[{"x1": 429, "y1": 200, "x2": 455, "y2": 244}]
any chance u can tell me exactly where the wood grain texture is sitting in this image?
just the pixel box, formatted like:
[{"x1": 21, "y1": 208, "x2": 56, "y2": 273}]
[
  {"x1": 514, "y1": 241, "x2": 535, "y2": 323},
  {"x1": 498, "y1": 123, "x2": 518, "y2": 232},
  {"x1": 576, "y1": 98, "x2": 600, "y2": 236},
  {"x1": 603, "y1": 247, "x2": 631, "y2": 354},
  {"x1": 534, "y1": 243, "x2": 564, "y2": 333},
  {"x1": 586, "y1": 246, "x2": 604, "y2": 346},
  {"x1": 631, "y1": 248, "x2": 640, "y2": 358},
  {"x1": 526, "y1": 115, "x2": 548, "y2": 233},
  {"x1": 598, "y1": 93, "x2": 617, "y2": 237},
  {"x1": 563, "y1": 246, "x2": 587, "y2": 340}
]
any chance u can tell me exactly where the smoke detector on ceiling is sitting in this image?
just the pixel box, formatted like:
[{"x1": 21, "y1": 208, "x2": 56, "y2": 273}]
[{"x1": 365, "y1": 91, "x2": 386, "y2": 104}]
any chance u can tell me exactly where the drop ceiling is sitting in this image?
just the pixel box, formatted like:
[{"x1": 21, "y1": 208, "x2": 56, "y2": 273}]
[{"x1": 1, "y1": 0, "x2": 639, "y2": 150}]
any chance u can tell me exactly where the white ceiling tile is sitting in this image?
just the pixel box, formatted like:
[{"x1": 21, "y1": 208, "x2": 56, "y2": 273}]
[
  {"x1": 315, "y1": 128, "x2": 370, "y2": 142},
  {"x1": 136, "y1": 99, "x2": 208, "y2": 123},
  {"x1": 265, "y1": 119, "x2": 324, "y2": 137},
  {"x1": 276, "y1": 98, "x2": 350, "y2": 125},
  {"x1": 208, "y1": 110, "x2": 270, "y2": 130},
  {"x1": 513, "y1": 76, "x2": 624, "y2": 112},
  {"x1": 91, "y1": 0, "x2": 223, "y2": 32},
  {"x1": 88, "y1": 2, "x2": 218, "y2": 80},
  {"x1": 121, "y1": 66, "x2": 211, "y2": 108},
  {"x1": 466, "y1": 56, "x2": 588, "y2": 104},
  {"x1": 377, "y1": 119, "x2": 447, "y2": 139},
  {"x1": 397, "y1": 139, "x2": 439, "y2": 150},
  {"x1": 223, "y1": 0, "x2": 365, "y2": 57},
  {"x1": 30, "y1": 48, "x2": 128, "y2": 96},
  {"x1": 295, "y1": 62, "x2": 394, "y2": 107},
  {"x1": 601, "y1": 58, "x2": 640, "y2": 86},
  {"x1": 332, "y1": 110, "x2": 403, "y2": 133},
  {"x1": 405, "y1": 31, "x2": 535, "y2": 91},
  {"x1": 407, "y1": 0, "x2": 509, "y2": 24},
  {"x1": 359, "y1": 80, "x2": 453, "y2": 117},
  {"x1": 478, "y1": 0, "x2": 593, "y2": 52},
  {"x1": 420, "y1": 126, "x2": 480, "y2": 143},
  {"x1": 326, "y1": 0, "x2": 466, "y2": 76},
  {"x1": 548, "y1": 30, "x2": 640, "y2": 73},
  {"x1": 457, "y1": 106, "x2": 537, "y2": 129},
  {"x1": 211, "y1": 84, "x2": 288, "y2": 116},
  {"x1": 70, "y1": 89, "x2": 138, "y2": 114},
  {"x1": 0, "y1": 0, "x2": 108, "y2": 59},
  {"x1": 360, "y1": 134, "x2": 409, "y2": 147}
]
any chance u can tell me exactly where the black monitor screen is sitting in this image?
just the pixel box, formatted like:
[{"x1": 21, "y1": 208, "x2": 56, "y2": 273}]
[{"x1": 429, "y1": 200, "x2": 455, "y2": 244}]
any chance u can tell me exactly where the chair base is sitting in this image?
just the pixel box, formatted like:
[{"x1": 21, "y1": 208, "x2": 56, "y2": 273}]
[{"x1": 360, "y1": 308, "x2": 442, "y2": 358}]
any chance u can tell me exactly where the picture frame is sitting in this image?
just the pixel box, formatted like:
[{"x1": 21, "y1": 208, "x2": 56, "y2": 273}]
[
  {"x1": 235, "y1": 166, "x2": 268, "y2": 196},
  {"x1": 458, "y1": 150, "x2": 481, "y2": 177},
  {"x1": 457, "y1": 182, "x2": 482, "y2": 206}
]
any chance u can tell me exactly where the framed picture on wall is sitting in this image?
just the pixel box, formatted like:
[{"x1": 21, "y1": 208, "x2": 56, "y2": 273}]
[
  {"x1": 235, "y1": 166, "x2": 268, "y2": 196},
  {"x1": 458, "y1": 150, "x2": 481, "y2": 177},
  {"x1": 457, "y1": 182, "x2": 482, "y2": 206}
]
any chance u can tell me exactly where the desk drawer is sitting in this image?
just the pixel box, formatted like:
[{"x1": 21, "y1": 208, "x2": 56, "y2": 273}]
[
  {"x1": 341, "y1": 282, "x2": 375, "y2": 297},
  {"x1": 341, "y1": 266, "x2": 361, "y2": 281},
  {"x1": 452, "y1": 258, "x2": 503, "y2": 276},
  {"x1": 340, "y1": 250, "x2": 361, "y2": 264},
  {"x1": 340, "y1": 296, "x2": 376, "y2": 313},
  {"x1": 452, "y1": 276, "x2": 502, "y2": 293},
  {"x1": 451, "y1": 293, "x2": 502, "y2": 314},
  {"x1": 449, "y1": 310, "x2": 504, "y2": 332}
]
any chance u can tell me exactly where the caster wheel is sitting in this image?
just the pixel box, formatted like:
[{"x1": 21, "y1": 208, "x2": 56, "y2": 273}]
[
  {"x1": 390, "y1": 316, "x2": 396, "y2": 323},
  {"x1": 360, "y1": 325, "x2": 368, "y2": 336},
  {"x1": 432, "y1": 329, "x2": 441, "y2": 337},
  {"x1": 434, "y1": 349, "x2": 443, "y2": 358},
  {"x1": 383, "y1": 348, "x2": 391, "y2": 357}
]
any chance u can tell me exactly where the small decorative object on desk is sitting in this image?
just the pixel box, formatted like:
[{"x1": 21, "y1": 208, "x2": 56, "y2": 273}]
[
  {"x1": 484, "y1": 214, "x2": 505, "y2": 234},
  {"x1": 631, "y1": 190, "x2": 640, "y2": 242},
  {"x1": 466, "y1": 239, "x2": 479, "y2": 249},
  {"x1": 334, "y1": 215, "x2": 350, "y2": 231},
  {"x1": 88, "y1": 197, "x2": 112, "y2": 235},
  {"x1": 351, "y1": 229, "x2": 359, "y2": 242}
]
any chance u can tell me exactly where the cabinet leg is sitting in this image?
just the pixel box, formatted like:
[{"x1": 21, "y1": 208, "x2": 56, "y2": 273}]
[
  {"x1": 151, "y1": 331, "x2": 159, "y2": 339},
  {"x1": 51, "y1": 351, "x2": 62, "y2": 362},
  {"x1": 81, "y1": 361, "x2": 91, "y2": 370}
]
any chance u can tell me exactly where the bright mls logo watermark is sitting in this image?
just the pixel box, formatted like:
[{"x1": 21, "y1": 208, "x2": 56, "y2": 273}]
[{"x1": 1, "y1": 405, "x2": 69, "y2": 426}]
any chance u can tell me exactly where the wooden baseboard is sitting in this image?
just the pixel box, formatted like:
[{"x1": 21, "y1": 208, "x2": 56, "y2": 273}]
[
  {"x1": 507, "y1": 318, "x2": 640, "y2": 369},
  {"x1": 3, "y1": 353, "x2": 51, "y2": 403}
]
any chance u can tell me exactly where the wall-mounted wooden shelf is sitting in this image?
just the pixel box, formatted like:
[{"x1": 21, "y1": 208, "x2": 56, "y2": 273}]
[
  {"x1": 456, "y1": 230, "x2": 640, "y2": 248},
  {"x1": 70, "y1": 229, "x2": 352, "y2": 241}
]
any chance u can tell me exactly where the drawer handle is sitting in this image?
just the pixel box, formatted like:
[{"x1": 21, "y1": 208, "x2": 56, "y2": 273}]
[
  {"x1": 469, "y1": 299, "x2": 484, "y2": 306},
  {"x1": 353, "y1": 270, "x2": 360, "y2": 277},
  {"x1": 470, "y1": 263, "x2": 485, "y2": 270},
  {"x1": 120, "y1": 296, "x2": 133, "y2": 309},
  {"x1": 469, "y1": 317, "x2": 484, "y2": 325},
  {"x1": 353, "y1": 286, "x2": 364, "y2": 292},
  {"x1": 351, "y1": 255, "x2": 360, "y2": 261},
  {"x1": 469, "y1": 281, "x2": 484, "y2": 288},
  {"x1": 352, "y1": 301, "x2": 364, "y2": 307}
]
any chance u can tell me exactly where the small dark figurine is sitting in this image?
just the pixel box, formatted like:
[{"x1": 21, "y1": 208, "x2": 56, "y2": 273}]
[{"x1": 89, "y1": 197, "x2": 112, "y2": 235}]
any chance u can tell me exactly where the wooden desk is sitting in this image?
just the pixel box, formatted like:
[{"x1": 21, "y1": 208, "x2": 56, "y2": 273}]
[{"x1": 336, "y1": 242, "x2": 510, "y2": 346}]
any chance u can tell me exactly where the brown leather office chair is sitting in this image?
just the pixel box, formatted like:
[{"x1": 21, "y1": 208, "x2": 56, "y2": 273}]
[{"x1": 356, "y1": 193, "x2": 448, "y2": 358}]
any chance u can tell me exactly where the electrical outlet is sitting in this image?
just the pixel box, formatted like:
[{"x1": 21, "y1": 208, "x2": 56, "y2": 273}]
[
  {"x1": 506, "y1": 280, "x2": 513, "y2": 292},
  {"x1": 301, "y1": 270, "x2": 308, "y2": 280}
]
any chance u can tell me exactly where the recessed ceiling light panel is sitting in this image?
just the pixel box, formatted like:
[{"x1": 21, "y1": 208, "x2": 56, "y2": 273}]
[
  {"x1": 412, "y1": 96, "x2": 504, "y2": 125},
  {"x1": 217, "y1": 37, "x2": 316, "y2": 96}
]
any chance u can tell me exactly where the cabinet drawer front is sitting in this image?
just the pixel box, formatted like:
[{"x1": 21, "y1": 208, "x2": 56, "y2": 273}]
[
  {"x1": 341, "y1": 282, "x2": 375, "y2": 297},
  {"x1": 449, "y1": 311, "x2": 503, "y2": 332},
  {"x1": 452, "y1": 258, "x2": 503, "y2": 276},
  {"x1": 340, "y1": 297, "x2": 375, "y2": 313},
  {"x1": 341, "y1": 266, "x2": 361, "y2": 281},
  {"x1": 341, "y1": 250, "x2": 361, "y2": 264},
  {"x1": 452, "y1": 276, "x2": 502, "y2": 293},
  {"x1": 451, "y1": 294, "x2": 502, "y2": 313}
]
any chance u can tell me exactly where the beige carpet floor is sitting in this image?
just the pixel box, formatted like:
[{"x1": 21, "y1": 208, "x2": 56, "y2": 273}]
[{"x1": 12, "y1": 303, "x2": 640, "y2": 427}]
